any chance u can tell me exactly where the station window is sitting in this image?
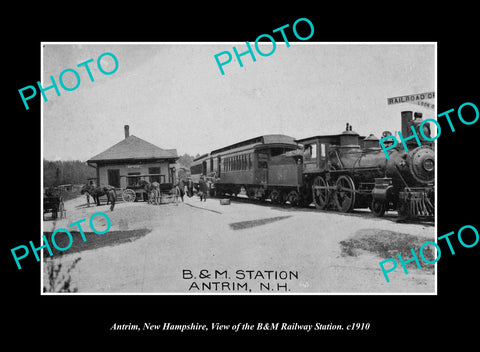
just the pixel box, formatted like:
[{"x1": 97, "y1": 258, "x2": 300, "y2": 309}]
[
  {"x1": 127, "y1": 172, "x2": 141, "y2": 186},
  {"x1": 148, "y1": 167, "x2": 161, "y2": 183}
]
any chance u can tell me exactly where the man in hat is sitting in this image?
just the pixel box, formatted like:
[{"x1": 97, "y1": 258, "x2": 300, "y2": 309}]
[
  {"x1": 174, "y1": 177, "x2": 185, "y2": 202},
  {"x1": 186, "y1": 177, "x2": 194, "y2": 197},
  {"x1": 198, "y1": 174, "x2": 208, "y2": 202}
]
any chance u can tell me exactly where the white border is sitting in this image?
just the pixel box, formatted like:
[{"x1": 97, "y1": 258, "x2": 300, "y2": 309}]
[{"x1": 40, "y1": 41, "x2": 437, "y2": 296}]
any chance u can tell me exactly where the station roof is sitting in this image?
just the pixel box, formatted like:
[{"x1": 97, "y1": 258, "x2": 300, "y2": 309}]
[{"x1": 87, "y1": 135, "x2": 178, "y2": 164}]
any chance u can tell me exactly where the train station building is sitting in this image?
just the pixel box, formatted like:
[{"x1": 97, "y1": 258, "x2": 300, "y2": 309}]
[{"x1": 86, "y1": 125, "x2": 178, "y2": 188}]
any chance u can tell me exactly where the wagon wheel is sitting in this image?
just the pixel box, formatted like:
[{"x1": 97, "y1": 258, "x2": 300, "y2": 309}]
[
  {"x1": 333, "y1": 175, "x2": 356, "y2": 212},
  {"x1": 312, "y1": 176, "x2": 329, "y2": 210},
  {"x1": 122, "y1": 189, "x2": 136, "y2": 202},
  {"x1": 286, "y1": 190, "x2": 300, "y2": 206},
  {"x1": 371, "y1": 199, "x2": 386, "y2": 217}
]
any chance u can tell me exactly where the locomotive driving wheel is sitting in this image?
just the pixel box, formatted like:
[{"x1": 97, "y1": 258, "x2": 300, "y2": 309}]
[
  {"x1": 334, "y1": 175, "x2": 356, "y2": 212},
  {"x1": 312, "y1": 176, "x2": 329, "y2": 210}
]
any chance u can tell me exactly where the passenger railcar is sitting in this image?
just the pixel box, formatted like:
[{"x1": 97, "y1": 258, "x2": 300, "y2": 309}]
[
  {"x1": 190, "y1": 153, "x2": 210, "y2": 186},
  {"x1": 207, "y1": 135, "x2": 299, "y2": 199}
]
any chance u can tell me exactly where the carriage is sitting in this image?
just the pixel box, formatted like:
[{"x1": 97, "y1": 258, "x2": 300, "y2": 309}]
[
  {"x1": 121, "y1": 174, "x2": 175, "y2": 203},
  {"x1": 43, "y1": 187, "x2": 66, "y2": 220}
]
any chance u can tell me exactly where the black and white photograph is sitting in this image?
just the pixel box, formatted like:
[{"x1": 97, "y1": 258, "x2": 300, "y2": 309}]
[
  {"x1": 41, "y1": 42, "x2": 436, "y2": 294},
  {"x1": 6, "y1": 8, "x2": 479, "y2": 342}
]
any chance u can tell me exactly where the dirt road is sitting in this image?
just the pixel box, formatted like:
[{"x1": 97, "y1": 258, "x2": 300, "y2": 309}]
[{"x1": 42, "y1": 194, "x2": 435, "y2": 294}]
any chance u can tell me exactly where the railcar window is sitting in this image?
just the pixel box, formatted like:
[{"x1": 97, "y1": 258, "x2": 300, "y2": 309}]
[
  {"x1": 191, "y1": 164, "x2": 201, "y2": 174},
  {"x1": 303, "y1": 145, "x2": 312, "y2": 159},
  {"x1": 311, "y1": 144, "x2": 317, "y2": 158},
  {"x1": 257, "y1": 152, "x2": 269, "y2": 168},
  {"x1": 248, "y1": 154, "x2": 252, "y2": 169},
  {"x1": 320, "y1": 143, "x2": 326, "y2": 157}
]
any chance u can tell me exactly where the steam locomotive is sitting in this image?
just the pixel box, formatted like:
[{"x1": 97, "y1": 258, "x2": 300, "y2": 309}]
[{"x1": 190, "y1": 111, "x2": 435, "y2": 220}]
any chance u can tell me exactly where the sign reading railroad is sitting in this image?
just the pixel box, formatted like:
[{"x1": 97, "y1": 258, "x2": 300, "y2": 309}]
[{"x1": 387, "y1": 91, "x2": 435, "y2": 105}]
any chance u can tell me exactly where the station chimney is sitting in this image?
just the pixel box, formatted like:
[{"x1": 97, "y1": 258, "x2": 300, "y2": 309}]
[{"x1": 124, "y1": 125, "x2": 130, "y2": 139}]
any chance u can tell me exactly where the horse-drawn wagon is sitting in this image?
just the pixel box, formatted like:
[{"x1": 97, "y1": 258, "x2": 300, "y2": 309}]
[
  {"x1": 82, "y1": 174, "x2": 178, "y2": 206},
  {"x1": 43, "y1": 187, "x2": 65, "y2": 220},
  {"x1": 121, "y1": 174, "x2": 176, "y2": 204}
]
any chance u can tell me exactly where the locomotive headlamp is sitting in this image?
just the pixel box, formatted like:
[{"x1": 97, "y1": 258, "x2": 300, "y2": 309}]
[{"x1": 423, "y1": 158, "x2": 434, "y2": 172}]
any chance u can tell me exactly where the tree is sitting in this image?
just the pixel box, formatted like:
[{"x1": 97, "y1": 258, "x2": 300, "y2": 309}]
[{"x1": 43, "y1": 159, "x2": 96, "y2": 187}]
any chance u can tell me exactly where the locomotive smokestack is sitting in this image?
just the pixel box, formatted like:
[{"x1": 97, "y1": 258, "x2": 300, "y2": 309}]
[
  {"x1": 124, "y1": 125, "x2": 130, "y2": 139},
  {"x1": 401, "y1": 111, "x2": 413, "y2": 138}
]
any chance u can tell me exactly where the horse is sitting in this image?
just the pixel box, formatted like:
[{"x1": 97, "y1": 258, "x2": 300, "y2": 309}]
[
  {"x1": 137, "y1": 180, "x2": 160, "y2": 205},
  {"x1": 81, "y1": 185, "x2": 114, "y2": 206}
]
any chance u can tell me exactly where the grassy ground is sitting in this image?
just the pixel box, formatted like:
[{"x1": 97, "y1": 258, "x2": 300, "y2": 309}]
[
  {"x1": 43, "y1": 228, "x2": 151, "y2": 258},
  {"x1": 339, "y1": 228, "x2": 436, "y2": 272}
]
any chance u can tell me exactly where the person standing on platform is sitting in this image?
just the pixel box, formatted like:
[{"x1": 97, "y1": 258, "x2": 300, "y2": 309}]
[
  {"x1": 199, "y1": 175, "x2": 208, "y2": 202},
  {"x1": 187, "y1": 177, "x2": 194, "y2": 197}
]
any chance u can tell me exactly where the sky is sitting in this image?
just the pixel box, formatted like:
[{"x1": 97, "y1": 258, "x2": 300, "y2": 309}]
[{"x1": 42, "y1": 43, "x2": 435, "y2": 161}]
